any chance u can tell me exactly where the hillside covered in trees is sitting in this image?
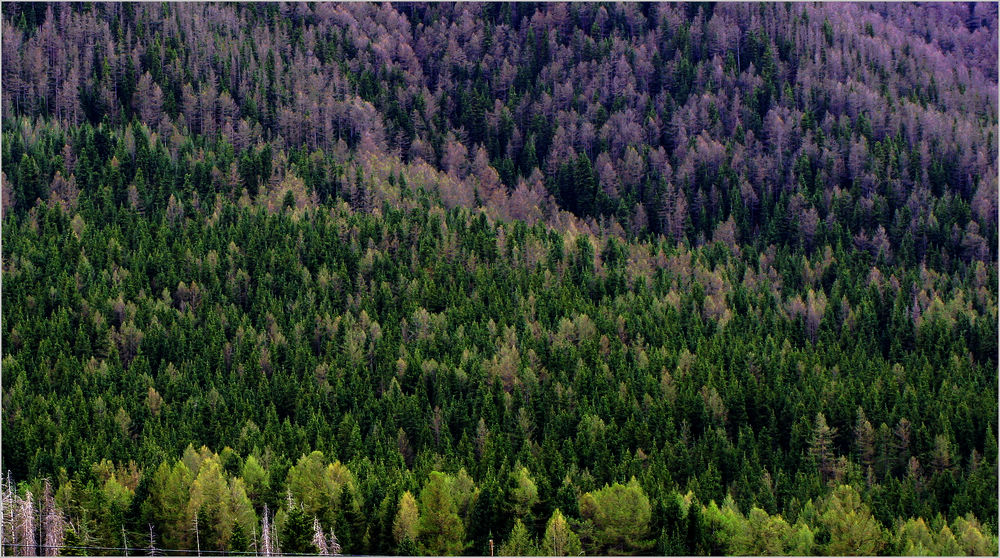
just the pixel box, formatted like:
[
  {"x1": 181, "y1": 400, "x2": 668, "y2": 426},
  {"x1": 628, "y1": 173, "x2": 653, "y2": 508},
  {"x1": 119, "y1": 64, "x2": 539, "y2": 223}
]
[{"x1": 1, "y1": 2, "x2": 997, "y2": 556}]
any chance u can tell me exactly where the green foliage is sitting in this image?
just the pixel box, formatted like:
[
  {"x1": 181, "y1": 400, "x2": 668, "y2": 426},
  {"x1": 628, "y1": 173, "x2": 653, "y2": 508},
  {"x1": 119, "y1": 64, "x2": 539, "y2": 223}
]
[
  {"x1": 417, "y1": 472, "x2": 465, "y2": 556},
  {"x1": 240, "y1": 455, "x2": 268, "y2": 502},
  {"x1": 393, "y1": 491, "x2": 420, "y2": 546},
  {"x1": 277, "y1": 504, "x2": 317, "y2": 555},
  {"x1": 543, "y1": 509, "x2": 583, "y2": 556},
  {"x1": 818, "y1": 485, "x2": 885, "y2": 556},
  {"x1": 498, "y1": 518, "x2": 538, "y2": 556},
  {"x1": 144, "y1": 461, "x2": 193, "y2": 549},
  {"x1": 285, "y1": 451, "x2": 353, "y2": 526},
  {"x1": 186, "y1": 457, "x2": 236, "y2": 550},
  {"x1": 1, "y1": 6, "x2": 997, "y2": 554},
  {"x1": 0, "y1": 190, "x2": 995, "y2": 554},
  {"x1": 508, "y1": 466, "x2": 539, "y2": 519},
  {"x1": 579, "y1": 477, "x2": 653, "y2": 554}
]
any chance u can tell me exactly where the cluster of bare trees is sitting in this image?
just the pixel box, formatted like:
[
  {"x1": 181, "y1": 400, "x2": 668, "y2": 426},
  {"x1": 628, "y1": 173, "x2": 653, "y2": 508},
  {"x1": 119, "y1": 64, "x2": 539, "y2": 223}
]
[
  {"x1": 0, "y1": 472, "x2": 349, "y2": 557},
  {"x1": 1, "y1": 475, "x2": 64, "y2": 557}
]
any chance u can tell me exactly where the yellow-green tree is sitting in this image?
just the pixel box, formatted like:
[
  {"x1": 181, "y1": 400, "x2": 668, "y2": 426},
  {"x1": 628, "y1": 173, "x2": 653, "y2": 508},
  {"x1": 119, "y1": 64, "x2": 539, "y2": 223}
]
[
  {"x1": 579, "y1": 477, "x2": 652, "y2": 554},
  {"x1": 285, "y1": 451, "x2": 356, "y2": 527},
  {"x1": 951, "y1": 514, "x2": 998, "y2": 556},
  {"x1": 701, "y1": 497, "x2": 744, "y2": 552},
  {"x1": 240, "y1": 455, "x2": 268, "y2": 503},
  {"x1": 542, "y1": 509, "x2": 582, "y2": 556},
  {"x1": 894, "y1": 517, "x2": 935, "y2": 555},
  {"x1": 818, "y1": 485, "x2": 884, "y2": 556},
  {"x1": 934, "y1": 525, "x2": 963, "y2": 555},
  {"x1": 227, "y1": 477, "x2": 257, "y2": 549},
  {"x1": 453, "y1": 468, "x2": 480, "y2": 528},
  {"x1": 417, "y1": 472, "x2": 465, "y2": 555},
  {"x1": 393, "y1": 491, "x2": 419, "y2": 545},
  {"x1": 784, "y1": 521, "x2": 816, "y2": 555},
  {"x1": 499, "y1": 518, "x2": 538, "y2": 556},
  {"x1": 187, "y1": 456, "x2": 235, "y2": 550},
  {"x1": 144, "y1": 461, "x2": 193, "y2": 549},
  {"x1": 509, "y1": 466, "x2": 539, "y2": 519}
]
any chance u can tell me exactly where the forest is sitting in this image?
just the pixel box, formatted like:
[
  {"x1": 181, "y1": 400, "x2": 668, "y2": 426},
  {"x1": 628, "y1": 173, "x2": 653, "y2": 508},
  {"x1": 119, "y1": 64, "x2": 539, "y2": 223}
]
[{"x1": 1, "y1": 2, "x2": 997, "y2": 556}]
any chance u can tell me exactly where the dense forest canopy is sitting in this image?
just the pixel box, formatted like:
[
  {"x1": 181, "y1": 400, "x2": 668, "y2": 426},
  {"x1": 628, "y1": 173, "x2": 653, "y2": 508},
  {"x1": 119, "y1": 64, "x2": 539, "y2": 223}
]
[{"x1": 1, "y1": 2, "x2": 997, "y2": 556}]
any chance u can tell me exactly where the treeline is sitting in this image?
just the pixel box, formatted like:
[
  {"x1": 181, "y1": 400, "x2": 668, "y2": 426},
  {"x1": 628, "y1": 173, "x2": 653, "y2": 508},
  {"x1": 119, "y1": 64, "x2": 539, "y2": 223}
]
[{"x1": 2, "y1": 447, "x2": 997, "y2": 556}]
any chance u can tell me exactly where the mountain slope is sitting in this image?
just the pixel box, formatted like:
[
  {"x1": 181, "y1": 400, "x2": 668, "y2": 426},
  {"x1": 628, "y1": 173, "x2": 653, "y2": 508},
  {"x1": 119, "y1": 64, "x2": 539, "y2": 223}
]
[{"x1": 1, "y1": 2, "x2": 997, "y2": 556}]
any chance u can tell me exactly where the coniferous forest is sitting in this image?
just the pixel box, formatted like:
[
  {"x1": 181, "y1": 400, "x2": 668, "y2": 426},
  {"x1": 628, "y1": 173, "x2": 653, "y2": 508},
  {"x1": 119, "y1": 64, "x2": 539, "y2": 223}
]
[{"x1": 1, "y1": 2, "x2": 998, "y2": 556}]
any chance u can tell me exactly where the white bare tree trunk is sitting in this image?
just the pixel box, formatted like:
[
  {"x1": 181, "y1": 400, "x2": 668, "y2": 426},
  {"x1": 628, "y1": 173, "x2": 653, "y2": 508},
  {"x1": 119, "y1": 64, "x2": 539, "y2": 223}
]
[
  {"x1": 42, "y1": 480, "x2": 64, "y2": 556},
  {"x1": 260, "y1": 505, "x2": 272, "y2": 557},
  {"x1": 312, "y1": 517, "x2": 329, "y2": 555},
  {"x1": 16, "y1": 491, "x2": 36, "y2": 557},
  {"x1": 2, "y1": 473, "x2": 16, "y2": 556}
]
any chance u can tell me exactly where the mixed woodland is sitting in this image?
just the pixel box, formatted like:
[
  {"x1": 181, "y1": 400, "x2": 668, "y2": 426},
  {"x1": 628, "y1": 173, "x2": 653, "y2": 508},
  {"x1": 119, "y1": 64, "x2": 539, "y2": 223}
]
[{"x1": 1, "y1": 2, "x2": 998, "y2": 555}]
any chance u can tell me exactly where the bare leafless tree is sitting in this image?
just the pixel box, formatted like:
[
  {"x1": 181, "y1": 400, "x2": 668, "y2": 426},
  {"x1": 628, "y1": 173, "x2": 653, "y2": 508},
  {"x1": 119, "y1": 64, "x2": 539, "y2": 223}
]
[{"x1": 41, "y1": 480, "x2": 64, "y2": 556}]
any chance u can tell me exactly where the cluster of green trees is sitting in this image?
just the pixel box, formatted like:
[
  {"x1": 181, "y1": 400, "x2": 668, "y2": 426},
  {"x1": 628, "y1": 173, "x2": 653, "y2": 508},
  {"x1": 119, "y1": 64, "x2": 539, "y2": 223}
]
[
  {"x1": 4, "y1": 445, "x2": 996, "y2": 556},
  {"x1": 3, "y1": 189, "x2": 996, "y2": 554}
]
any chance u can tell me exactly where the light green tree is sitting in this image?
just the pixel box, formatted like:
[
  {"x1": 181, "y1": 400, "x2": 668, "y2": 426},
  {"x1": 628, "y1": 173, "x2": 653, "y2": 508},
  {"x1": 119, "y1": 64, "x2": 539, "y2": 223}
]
[
  {"x1": 187, "y1": 456, "x2": 235, "y2": 550},
  {"x1": 895, "y1": 517, "x2": 935, "y2": 556},
  {"x1": 784, "y1": 521, "x2": 815, "y2": 555},
  {"x1": 542, "y1": 509, "x2": 583, "y2": 556},
  {"x1": 934, "y1": 525, "x2": 963, "y2": 556},
  {"x1": 818, "y1": 485, "x2": 885, "y2": 556},
  {"x1": 393, "y1": 491, "x2": 419, "y2": 545},
  {"x1": 730, "y1": 507, "x2": 793, "y2": 555},
  {"x1": 579, "y1": 477, "x2": 652, "y2": 554},
  {"x1": 285, "y1": 451, "x2": 356, "y2": 526},
  {"x1": 453, "y1": 468, "x2": 479, "y2": 527},
  {"x1": 240, "y1": 454, "x2": 268, "y2": 502},
  {"x1": 228, "y1": 477, "x2": 257, "y2": 547},
  {"x1": 702, "y1": 497, "x2": 745, "y2": 552},
  {"x1": 144, "y1": 460, "x2": 194, "y2": 549},
  {"x1": 286, "y1": 451, "x2": 336, "y2": 516},
  {"x1": 951, "y1": 514, "x2": 998, "y2": 556},
  {"x1": 509, "y1": 466, "x2": 539, "y2": 518},
  {"x1": 499, "y1": 518, "x2": 538, "y2": 556},
  {"x1": 417, "y1": 472, "x2": 465, "y2": 555}
]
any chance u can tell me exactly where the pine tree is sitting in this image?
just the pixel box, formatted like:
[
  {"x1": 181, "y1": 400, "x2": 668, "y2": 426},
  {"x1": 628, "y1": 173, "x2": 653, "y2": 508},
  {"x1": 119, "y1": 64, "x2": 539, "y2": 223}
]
[{"x1": 279, "y1": 505, "x2": 315, "y2": 555}]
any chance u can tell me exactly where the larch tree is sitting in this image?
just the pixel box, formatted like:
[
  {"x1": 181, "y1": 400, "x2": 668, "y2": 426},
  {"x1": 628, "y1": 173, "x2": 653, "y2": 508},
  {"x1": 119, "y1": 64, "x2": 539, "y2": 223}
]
[
  {"x1": 809, "y1": 412, "x2": 838, "y2": 483},
  {"x1": 392, "y1": 490, "x2": 419, "y2": 546},
  {"x1": 579, "y1": 478, "x2": 652, "y2": 554},
  {"x1": 818, "y1": 485, "x2": 885, "y2": 556},
  {"x1": 542, "y1": 509, "x2": 583, "y2": 556},
  {"x1": 508, "y1": 466, "x2": 539, "y2": 519},
  {"x1": 186, "y1": 456, "x2": 236, "y2": 551},
  {"x1": 498, "y1": 518, "x2": 537, "y2": 556},
  {"x1": 417, "y1": 472, "x2": 465, "y2": 556}
]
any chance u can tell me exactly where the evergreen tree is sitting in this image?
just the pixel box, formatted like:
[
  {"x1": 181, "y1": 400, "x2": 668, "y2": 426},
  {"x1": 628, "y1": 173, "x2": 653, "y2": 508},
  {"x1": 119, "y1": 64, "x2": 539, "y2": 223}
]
[{"x1": 417, "y1": 473, "x2": 464, "y2": 556}]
